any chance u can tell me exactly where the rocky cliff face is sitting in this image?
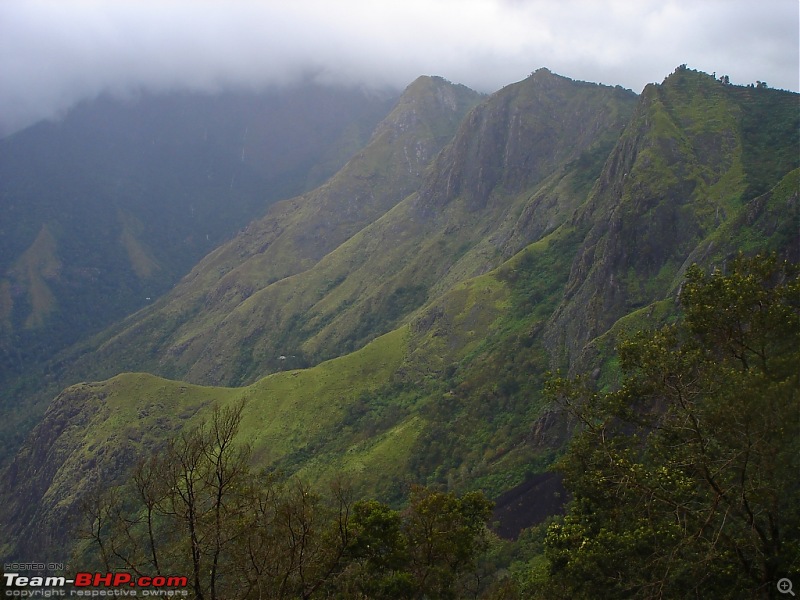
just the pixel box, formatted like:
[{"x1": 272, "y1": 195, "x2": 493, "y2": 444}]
[
  {"x1": 419, "y1": 68, "x2": 634, "y2": 211},
  {"x1": 544, "y1": 67, "x2": 799, "y2": 370},
  {"x1": 48, "y1": 71, "x2": 635, "y2": 389}
]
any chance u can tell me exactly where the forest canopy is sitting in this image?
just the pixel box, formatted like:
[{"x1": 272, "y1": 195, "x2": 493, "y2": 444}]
[{"x1": 530, "y1": 254, "x2": 800, "y2": 599}]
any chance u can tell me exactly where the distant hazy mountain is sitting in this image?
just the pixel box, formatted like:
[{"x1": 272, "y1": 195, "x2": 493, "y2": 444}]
[{"x1": 0, "y1": 82, "x2": 399, "y2": 444}]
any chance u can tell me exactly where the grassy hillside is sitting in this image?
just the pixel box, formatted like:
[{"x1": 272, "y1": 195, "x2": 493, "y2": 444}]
[
  {"x1": 57, "y1": 69, "x2": 635, "y2": 394},
  {"x1": 7, "y1": 164, "x2": 794, "y2": 561}
]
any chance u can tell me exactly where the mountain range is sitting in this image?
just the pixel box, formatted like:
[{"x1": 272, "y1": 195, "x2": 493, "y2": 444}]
[
  {"x1": 0, "y1": 82, "x2": 399, "y2": 453},
  {"x1": 0, "y1": 65, "x2": 797, "y2": 567}
]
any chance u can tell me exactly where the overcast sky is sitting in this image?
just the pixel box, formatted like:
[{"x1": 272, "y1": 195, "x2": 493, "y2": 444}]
[{"x1": 1, "y1": 0, "x2": 798, "y2": 136}]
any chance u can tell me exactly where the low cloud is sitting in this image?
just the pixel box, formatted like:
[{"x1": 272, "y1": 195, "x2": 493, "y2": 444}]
[{"x1": 1, "y1": 0, "x2": 797, "y2": 135}]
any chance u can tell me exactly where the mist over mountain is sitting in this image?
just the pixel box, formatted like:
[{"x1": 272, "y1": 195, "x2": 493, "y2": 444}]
[
  {"x1": 0, "y1": 64, "x2": 797, "y2": 596},
  {"x1": 0, "y1": 81, "x2": 399, "y2": 451},
  {"x1": 2, "y1": 1, "x2": 797, "y2": 137}
]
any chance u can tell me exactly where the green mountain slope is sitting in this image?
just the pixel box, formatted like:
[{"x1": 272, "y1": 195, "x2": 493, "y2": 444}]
[
  {"x1": 60, "y1": 69, "x2": 634, "y2": 391},
  {"x1": 42, "y1": 76, "x2": 483, "y2": 389},
  {"x1": 545, "y1": 66, "x2": 799, "y2": 371},
  {"x1": 1, "y1": 66, "x2": 797, "y2": 564},
  {"x1": 0, "y1": 82, "x2": 400, "y2": 452}
]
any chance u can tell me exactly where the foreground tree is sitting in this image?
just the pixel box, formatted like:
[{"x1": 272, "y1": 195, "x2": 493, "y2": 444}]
[
  {"x1": 539, "y1": 254, "x2": 799, "y2": 599},
  {"x1": 337, "y1": 486, "x2": 493, "y2": 599},
  {"x1": 79, "y1": 401, "x2": 252, "y2": 599},
  {"x1": 78, "y1": 402, "x2": 495, "y2": 598},
  {"x1": 403, "y1": 486, "x2": 494, "y2": 598}
]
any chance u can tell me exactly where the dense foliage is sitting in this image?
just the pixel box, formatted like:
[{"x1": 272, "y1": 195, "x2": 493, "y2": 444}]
[{"x1": 520, "y1": 254, "x2": 799, "y2": 598}]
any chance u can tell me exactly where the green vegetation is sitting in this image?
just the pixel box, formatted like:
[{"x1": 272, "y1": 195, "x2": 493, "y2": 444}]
[
  {"x1": 511, "y1": 255, "x2": 800, "y2": 598},
  {"x1": 1, "y1": 67, "x2": 798, "y2": 594},
  {"x1": 70, "y1": 255, "x2": 799, "y2": 599},
  {"x1": 76, "y1": 402, "x2": 494, "y2": 600}
]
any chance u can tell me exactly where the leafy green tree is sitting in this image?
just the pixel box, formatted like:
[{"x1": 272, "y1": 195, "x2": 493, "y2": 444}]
[
  {"x1": 336, "y1": 487, "x2": 494, "y2": 599},
  {"x1": 403, "y1": 486, "x2": 494, "y2": 599},
  {"x1": 338, "y1": 499, "x2": 414, "y2": 598},
  {"x1": 538, "y1": 254, "x2": 799, "y2": 599}
]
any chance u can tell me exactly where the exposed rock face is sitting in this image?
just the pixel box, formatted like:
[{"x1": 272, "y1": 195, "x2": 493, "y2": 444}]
[
  {"x1": 53, "y1": 71, "x2": 636, "y2": 388},
  {"x1": 545, "y1": 68, "x2": 800, "y2": 370},
  {"x1": 419, "y1": 68, "x2": 635, "y2": 213}
]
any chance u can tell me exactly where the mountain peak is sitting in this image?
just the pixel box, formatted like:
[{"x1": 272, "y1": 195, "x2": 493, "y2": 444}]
[
  {"x1": 373, "y1": 75, "x2": 483, "y2": 140},
  {"x1": 662, "y1": 64, "x2": 722, "y2": 88},
  {"x1": 528, "y1": 66, "x2": 553, "y2": 78},
  {"x1": 418, "y1": 67, "x2": 638, "y2": 212}
]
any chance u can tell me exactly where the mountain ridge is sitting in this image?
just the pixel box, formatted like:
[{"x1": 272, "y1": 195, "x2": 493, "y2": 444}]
[
  {"x1": 67, "y1": 69, "x2": 635, "y2": 389},
  {"x1": 545, "y1": 67, "x2": 799, "y2": 371},
  {"x1": 48, "y1": 76, "x2": 483, "y2": 387}
]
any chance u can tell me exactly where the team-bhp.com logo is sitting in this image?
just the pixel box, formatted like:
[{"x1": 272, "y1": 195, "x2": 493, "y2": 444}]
[{"x1": 4, "y1": 572, "x2": 188, "y2": 596}]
